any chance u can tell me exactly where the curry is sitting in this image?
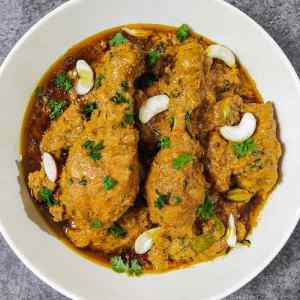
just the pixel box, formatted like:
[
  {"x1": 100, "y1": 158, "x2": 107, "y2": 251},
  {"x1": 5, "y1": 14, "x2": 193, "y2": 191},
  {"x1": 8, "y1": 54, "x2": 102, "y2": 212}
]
[{"x1": 21, "y1": 24, "x2": 282, "y2": 275}]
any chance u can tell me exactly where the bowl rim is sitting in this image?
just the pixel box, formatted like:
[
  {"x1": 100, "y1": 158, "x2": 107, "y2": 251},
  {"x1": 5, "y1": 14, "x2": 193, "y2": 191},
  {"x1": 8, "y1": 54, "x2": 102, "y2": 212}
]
[{"x1": 0, "y1": 0, "x2": 300, "y2": 299}]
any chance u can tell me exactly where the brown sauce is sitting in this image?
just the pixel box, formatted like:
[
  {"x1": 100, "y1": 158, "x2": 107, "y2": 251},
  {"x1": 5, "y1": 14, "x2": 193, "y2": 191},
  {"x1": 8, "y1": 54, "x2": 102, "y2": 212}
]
[{"x1": 20, "y1": 24, "x2": 271, "y2": 273}]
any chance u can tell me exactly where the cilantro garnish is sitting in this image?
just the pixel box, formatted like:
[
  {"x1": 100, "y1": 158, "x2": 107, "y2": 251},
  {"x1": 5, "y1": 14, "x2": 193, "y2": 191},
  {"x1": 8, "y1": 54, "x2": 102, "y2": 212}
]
[
  {"x1": 82, "y1": 140, "x2": 104, "y2": 161},
  {"x1": 109, "y1": 32, "x2": 128, "y2": 47},
  {"x1": 176, "y1": 24, "x2": 190, "y2": 42},
  {"x1": 172, "y1": 153, "x2": 194, "y2": 170},
  {"x1": 54, "y1": 73, "x2": 72, "y2": 91},
  {"x1": 232, "y1": 138, "x2": 256, "y2": 159},
  {"x1": 103, "y1": 176, "x2": 118, "y2": 191}
]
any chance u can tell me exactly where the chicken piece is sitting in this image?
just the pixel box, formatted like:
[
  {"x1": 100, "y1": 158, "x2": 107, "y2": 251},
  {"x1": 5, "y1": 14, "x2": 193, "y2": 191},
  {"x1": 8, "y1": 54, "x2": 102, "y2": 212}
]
[
  {"x1": 90, "y1": 206, "x2": 151, "y2": 253},
  {"x1": 146, "y1": 131, "x2": 205, "y2": 227},
  {"x1": 58, "y1": 42, "x2": 144, "y2": 248},
  {"x1": 148, "y1": 216, "x2": 228, "y2": 271},
  {"x1": 41, "y1": 104, "x2": 85, "y2": 159},
  {"x1": 235, "y1": 102, "x2": 282, "y2": 195},
  {"x1": 146, "y1": 41, "x2": 206, "y2": 229},
  {"x1": 207, "y1": 102, "x2": 282, "y2": 195}
]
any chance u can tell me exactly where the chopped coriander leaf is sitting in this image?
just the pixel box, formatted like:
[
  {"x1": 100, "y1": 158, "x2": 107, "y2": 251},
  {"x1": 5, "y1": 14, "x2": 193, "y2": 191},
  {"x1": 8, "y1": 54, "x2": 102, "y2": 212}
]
[
  {"x1": 54, "y1": 73, "x2": 72, "y2": 91},
  {"x1": 108, "y1": 223, "x2": 127, "y2": 238},
  {"x1": 173, "y1": 153, "x2": 194, "y2": 170},
  {"x1": 109, "y1": 32, "x2": 128, "y2": 47},
  {"x1": 155, "y1": 191, "x2": 170, "y2": 209},
  {"x1": 38, "y1": 187, "x2": 56, "y2": 207},
  {"x1": 174, "y1": 196, "x2": 182, "y2": 204},
  {"x1": 197, "y1": 194, "x2": 214, "y2": 220},
  {"x1": 121, "y1": 80, "x2": 129, "y2": 92},
  {"x1": 111, "y1": 256, "x2": 128, "y2": 273},
  {"x1": 48, "y1": 100, "x2": 67, "y2": 120},
  {"x1": 110, "y1": 92, "x2": 129, "y2": 104},
  {"x1": 103, "y1": 176, "x2": 118, "y2": 191},
  {"x1": 121, "y1": 112, "x2": 135, "y2": 127},
  {"x1": 111, "y1": 256, "x2": 143, "y2": 276},
  {"x1": 94, "y1": 74, "x2": 105, "y2": 89},
  {"x1": 233, "y1": 138, "x2": 256, "y2": 159},
  {"x1": 90, "y1": 219, "x2": 102, "y2": 229},
  {"x1": 176, "y1": 24, "x2": 190, "y2": 42},
  {"x1": 159, "y1": 136, "x2": 171, "y2": 149},
  {"x1": 82, "y1": 140, "x2": 104, "y2": 161},
  {"x1": 82, "y1": 102, "x2": 97, "y2": 119},
  {"x1": 134, "y1": 73, "x2": 157, "y2": 89},
  {"x1": 79, "y1": 178, "x2": 87, "y2": 186},
  {"x1": 128, "y1": 259, "x2": 143, "y2": 276},
  {"x1": 146, "y1": 49, "x2": 161, "y2": 66}
]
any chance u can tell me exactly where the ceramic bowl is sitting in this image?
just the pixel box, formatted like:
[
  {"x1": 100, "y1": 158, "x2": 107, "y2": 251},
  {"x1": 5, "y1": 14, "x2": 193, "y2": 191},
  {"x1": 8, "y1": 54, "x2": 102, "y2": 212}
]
[{"x1": 0, "y1": 0, "x2": 300, "y2": 299}]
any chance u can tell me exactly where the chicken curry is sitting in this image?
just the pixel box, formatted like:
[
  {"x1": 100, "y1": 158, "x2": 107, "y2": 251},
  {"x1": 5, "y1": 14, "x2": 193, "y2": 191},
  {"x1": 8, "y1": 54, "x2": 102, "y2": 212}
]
[{"x1": 21, "y1": 24, "x2": 282, "y2": 275}]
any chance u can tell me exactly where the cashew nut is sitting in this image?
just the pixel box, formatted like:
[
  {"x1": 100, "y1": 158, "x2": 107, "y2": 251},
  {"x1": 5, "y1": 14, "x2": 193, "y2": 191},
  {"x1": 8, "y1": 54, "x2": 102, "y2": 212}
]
[
  {"x1": 226, "y1": 214, "x2": 237, "y2": 248},
  {"x1": 134, "y1": 227, "x2": 160, "y2": 254},
  {"x1": 75, "y1": 60, "x2": 94, "y2": 95},
  {"x1": 42, "y1": 152, "x2": 57, "y2": 182},
  {"x1": 207, "y1": 44, "x2": 236, "y2": 67},
  {"x1": 139, "y1": 94, "x2": 169, "y2": 124},
  {"x1": 122, "y1": 27, "x2": 152, "y2": 38},
  {"x1": 220, "y1": 112, "x2": 256, "y2": 142}
]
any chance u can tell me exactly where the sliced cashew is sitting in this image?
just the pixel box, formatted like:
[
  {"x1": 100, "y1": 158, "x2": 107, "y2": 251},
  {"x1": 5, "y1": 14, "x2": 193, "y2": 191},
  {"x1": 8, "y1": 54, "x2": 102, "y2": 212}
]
[
  {"x1": 122, "y1": 27, "x2": 152, "y2": 38},
  {"x1": 220, "y1": 112, "x2": 256, "y2": 142},
  {"x1": 226, "y1": 214, "x2": 237, "y2": 248},
  {"x1": 42, "y1": 152, "x2": 57, "y2": 182},
  {"x1": 139, "y1": 95, "x2": 169, "y2": 124},
  {"x1": 207, "y1": 44, "x2": 236, "y2": 67},
  {"x1": 75, "y1": 60, "x2": 94, "y2": 95},
  {"x1": 134, "y1": 227, "x2": 160, "y2": 254}
]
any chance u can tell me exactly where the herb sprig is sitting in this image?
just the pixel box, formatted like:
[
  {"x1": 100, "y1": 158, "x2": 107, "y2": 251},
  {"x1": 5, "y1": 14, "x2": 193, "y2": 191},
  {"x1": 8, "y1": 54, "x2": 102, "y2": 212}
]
[
  {"x1": 173, "y1": 153, "x2": 194, "y2": 170},
  {"x1": 232, "y1": 138, "x2": 256, "y2": 159},
  {"x1": 54, "y1": 73, "x2": 72, "y2": 91},
  {"x1": 111, "y1": 256, "x2": 143, "y2": 276},
  {"x1": 155, "y1": 190, "x2": 171, "y2": 209},
  {"x1": 90, "y1": 219, "x2": 102, "y2": 229},
  {"x1": 109, "y1": 33, "x2": 128, "y2": 47},
  {"x1": 38, "y1": 187, "x2": 57, "y2": 207},
  {"x1": 197, "y1": 193, "x2": 215, "y2": 220},
  {"x1": 103, "y1": 176, "x2": 118, "y2": 191},
  {"x1": 82, "y1": 140, "x2": 104, "y2": 161},
  {"x1": 110, "y1": 92, "x2": 129, "y2": 104},
  {"x1": 108, "y1": 223, "x2": 127, "y2": 238},
  {"x1": 158, "y1": 136, "x2": 171, "y2": 149},
  {"x1": 176, "y1": 24, "x2": 190, "y2": 42},
  {"x1": 48, "y1": 100, "x2": 67, "y2": 120},
  {"x1": 82, "y1": 102, "x2": 97, "y2": 119}
]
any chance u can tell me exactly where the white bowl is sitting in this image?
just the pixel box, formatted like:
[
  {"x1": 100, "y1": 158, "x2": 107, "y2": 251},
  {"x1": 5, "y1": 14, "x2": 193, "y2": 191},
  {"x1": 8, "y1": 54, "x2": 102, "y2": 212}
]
[{"x1": 0, "y1": 0, "x2": 300, "y2": 299}]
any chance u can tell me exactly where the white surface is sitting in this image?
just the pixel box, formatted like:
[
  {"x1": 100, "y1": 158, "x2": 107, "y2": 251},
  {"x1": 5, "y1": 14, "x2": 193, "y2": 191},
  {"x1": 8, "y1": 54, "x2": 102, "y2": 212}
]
[{"x1": 0, "y1": 0, "x2": 299, "y2": 300}]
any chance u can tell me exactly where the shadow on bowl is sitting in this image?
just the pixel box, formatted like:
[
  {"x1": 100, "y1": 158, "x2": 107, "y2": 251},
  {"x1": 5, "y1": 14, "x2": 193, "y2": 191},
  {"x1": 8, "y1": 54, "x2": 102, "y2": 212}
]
[{"x1": 16, "y1": 160, "x2": 52, "y2": 235}]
